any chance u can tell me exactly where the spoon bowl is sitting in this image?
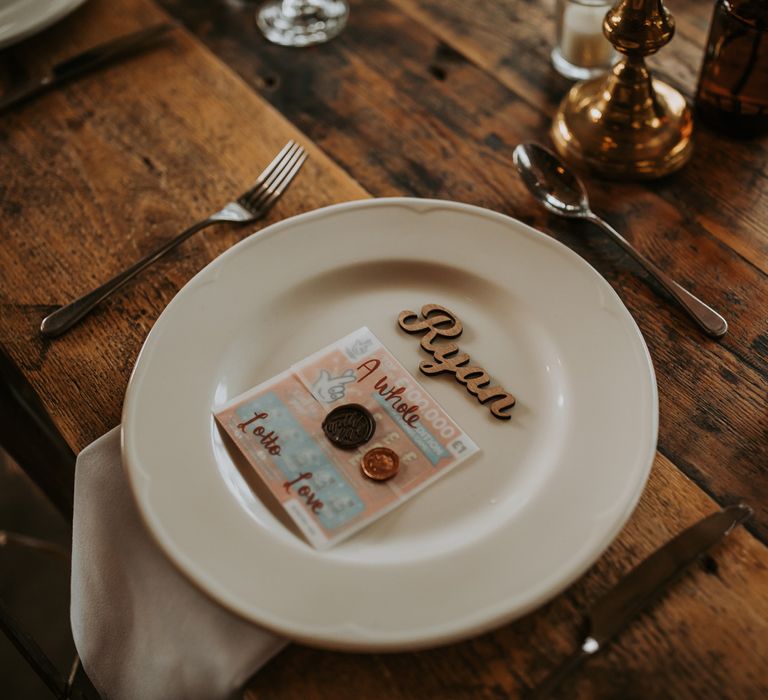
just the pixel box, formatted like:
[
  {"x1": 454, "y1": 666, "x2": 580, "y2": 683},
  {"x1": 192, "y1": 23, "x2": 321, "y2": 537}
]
[{"x1": 513, "y1": 143, "x2": 590, "y2": 218}]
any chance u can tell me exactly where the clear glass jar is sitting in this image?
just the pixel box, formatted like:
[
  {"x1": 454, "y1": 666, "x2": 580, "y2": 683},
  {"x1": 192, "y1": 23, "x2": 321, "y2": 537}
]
[
  {"x1": 257, "y1": 0, "x2": 349, "y2": 47},
  {"x1": 551, "y1": 0, "x2": 617, "y2": 80}
]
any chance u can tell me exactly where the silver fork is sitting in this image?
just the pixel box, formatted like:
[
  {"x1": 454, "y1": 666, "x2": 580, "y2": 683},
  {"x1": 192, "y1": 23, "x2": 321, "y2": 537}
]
[{"x1": 40, "y1": 141, "x2": 307, "y2": 337}]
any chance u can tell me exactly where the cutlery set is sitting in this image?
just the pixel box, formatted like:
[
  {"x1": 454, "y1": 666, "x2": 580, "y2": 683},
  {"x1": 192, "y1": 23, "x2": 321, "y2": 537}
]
[
  {"x1": 529, "y1": 504, "x2": 752, "y2": 698},
  {"x1": 0, "y1": 23, "x2": 175, "y2": 113},
  {"x1": 0, "y1": 26, "x2": 728, "y2": 339},
  {"x1": 40, "y1": 140, "x2": 307, "y2": 336},
  {"x1": 513, "y1": 143, "x2": 728, "y2": 338},
  {"x1": 3, "y1": 19, "x2": 746, "y2": 697}
]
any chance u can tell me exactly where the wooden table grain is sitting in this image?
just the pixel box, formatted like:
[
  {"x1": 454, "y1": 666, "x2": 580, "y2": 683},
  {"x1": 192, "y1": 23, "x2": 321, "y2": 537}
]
[{"x1": 0, "y1": 0, "x2": 766, "y2": 698}]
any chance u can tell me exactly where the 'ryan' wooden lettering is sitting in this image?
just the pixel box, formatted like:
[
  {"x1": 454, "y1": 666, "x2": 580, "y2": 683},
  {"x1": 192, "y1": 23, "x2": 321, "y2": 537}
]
[{"x1": 397, "y1": 304, "x2": 516, "y2": 420}]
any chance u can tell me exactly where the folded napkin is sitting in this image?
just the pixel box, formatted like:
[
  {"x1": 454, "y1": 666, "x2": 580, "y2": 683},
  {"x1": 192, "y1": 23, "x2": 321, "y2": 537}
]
[{"x1": 71, "y1": 427, "x2": 287, "y2": 700}]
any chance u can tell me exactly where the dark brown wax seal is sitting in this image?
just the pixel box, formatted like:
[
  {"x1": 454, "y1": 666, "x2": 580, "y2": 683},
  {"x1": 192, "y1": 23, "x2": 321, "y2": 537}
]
[
  {"x1": 361, "y1": 447, "x2": 400, "y2": 481},
  {"x1": 322, "y1": 403, "x2": 375, "y2": 449}
]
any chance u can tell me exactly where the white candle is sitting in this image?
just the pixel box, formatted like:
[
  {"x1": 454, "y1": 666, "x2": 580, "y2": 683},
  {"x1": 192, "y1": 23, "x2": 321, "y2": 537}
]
[{"x1": 559, "y1": 1, "x2": 614, "y2": 69}]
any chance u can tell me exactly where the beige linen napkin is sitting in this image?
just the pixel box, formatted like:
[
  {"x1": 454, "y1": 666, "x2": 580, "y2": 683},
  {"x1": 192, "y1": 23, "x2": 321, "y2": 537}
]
[{"x1": 70, "y1": 427, "x2": 287, "y2": 700}]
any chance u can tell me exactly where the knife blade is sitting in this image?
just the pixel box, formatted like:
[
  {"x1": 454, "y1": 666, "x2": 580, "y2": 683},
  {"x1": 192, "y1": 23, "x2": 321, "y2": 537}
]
[
  {"x1": 529, "y1": 503, "x2": 753, "y2": 699},
  {"x1": 0, "y1": 23, "x2": 175, "y2": 114}
]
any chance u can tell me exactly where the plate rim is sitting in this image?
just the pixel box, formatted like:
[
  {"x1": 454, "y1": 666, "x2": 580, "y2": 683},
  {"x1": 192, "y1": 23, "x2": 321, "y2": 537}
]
[
  {"x1": 123, "y1": 196, "x2": 658, "y2": 649},
  {"x1": 0, "y1": 0, "x2": 87, "y2": 49}
]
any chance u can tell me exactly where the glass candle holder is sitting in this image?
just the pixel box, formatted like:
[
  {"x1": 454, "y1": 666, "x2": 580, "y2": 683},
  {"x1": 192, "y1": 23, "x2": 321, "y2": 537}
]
[
  {"x1": 257, "y1": 0, "x2": 349, "y2": 47},
  {"x1": 695, "y1": 0, "x2": 768, "y2": 136},
  {"x1": 552, "y1": 0, "x2": 617, "y2": 80}
]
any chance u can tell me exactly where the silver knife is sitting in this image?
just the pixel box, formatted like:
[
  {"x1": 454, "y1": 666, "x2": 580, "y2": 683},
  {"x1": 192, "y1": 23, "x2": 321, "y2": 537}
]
[
  {"x1": 529, "y1": 503, "x2": 753, "y2": 699},
  {"x1": 0, "y1": 23, "x2": 175, "y2": 114}
]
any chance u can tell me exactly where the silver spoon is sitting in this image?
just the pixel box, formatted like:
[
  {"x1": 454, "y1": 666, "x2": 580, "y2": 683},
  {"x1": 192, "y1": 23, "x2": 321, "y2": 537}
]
[{"x1": 512, "y1": 143, "x2": 728, "y2": 338}]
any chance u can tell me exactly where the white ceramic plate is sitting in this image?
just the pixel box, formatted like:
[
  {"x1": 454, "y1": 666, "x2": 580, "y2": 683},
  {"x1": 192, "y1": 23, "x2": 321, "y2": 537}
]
[
  {"x1": 0, "y1": 0, "x2": 86, "y2": 49},
  {"x1": 123, "y1": 198, "x2": 657, "y2": 650}
]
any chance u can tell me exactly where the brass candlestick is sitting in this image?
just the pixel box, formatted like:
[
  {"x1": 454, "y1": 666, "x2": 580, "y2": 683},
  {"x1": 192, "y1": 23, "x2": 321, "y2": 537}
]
[{"x1": 551, "y1": 0, "x2": 693, "y2": 179}]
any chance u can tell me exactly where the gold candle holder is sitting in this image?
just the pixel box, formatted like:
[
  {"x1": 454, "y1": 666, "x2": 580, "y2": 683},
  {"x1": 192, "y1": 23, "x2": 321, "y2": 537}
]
[{"x1": 551, "y1": 0, "x2": 693, "y2": 179}]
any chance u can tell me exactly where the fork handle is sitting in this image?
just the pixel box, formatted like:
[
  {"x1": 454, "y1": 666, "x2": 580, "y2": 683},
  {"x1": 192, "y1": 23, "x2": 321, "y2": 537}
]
[{"x1": 40, "y1": 217, "x2": 217, "y2": 337}]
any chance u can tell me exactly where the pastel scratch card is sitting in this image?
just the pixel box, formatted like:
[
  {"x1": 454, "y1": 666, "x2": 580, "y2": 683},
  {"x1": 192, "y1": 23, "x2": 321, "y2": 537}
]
[{"x1": 214, "y1": 327, "x2": 479, "y2": 549}]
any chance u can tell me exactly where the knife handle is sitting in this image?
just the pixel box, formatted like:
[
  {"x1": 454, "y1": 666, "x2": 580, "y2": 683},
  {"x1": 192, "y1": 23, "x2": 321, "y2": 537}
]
[
  {"x1": 53, "y1": 23, "x2": 176, "y2": 79},
  {"x1": 526, "y1": 646, "x2": 594, "y2": 700},
  {"x1": 0, "y1": 24, "x2": 176, "y2": 115}
]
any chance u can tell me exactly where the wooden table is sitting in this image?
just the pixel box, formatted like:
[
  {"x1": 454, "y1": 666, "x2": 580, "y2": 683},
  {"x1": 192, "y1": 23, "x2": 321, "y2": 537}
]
[{"x1": 1, "y1": 0, "x2": 766, "y2": 697}]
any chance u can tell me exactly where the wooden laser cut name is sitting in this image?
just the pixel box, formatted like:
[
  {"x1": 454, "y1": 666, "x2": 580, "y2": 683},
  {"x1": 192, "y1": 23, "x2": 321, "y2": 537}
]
[{"x1": 397, "y1": 304, "x2": 516, "y2": 420}]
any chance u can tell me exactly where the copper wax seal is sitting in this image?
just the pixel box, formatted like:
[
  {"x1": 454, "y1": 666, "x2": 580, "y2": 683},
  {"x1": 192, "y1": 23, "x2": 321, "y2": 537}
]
[
  {"x1": 361, "y1": 447, "x2": 400, "y2": 481},
  {"x1": 322, "y1": 403, "x2": 375, "y2": 449}
]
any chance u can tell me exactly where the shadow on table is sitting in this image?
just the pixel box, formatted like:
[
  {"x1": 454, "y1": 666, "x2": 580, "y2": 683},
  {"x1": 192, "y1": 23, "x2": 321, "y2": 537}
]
[{"x1": 0, "y1": 448, "x2": 75, "y2": 699}]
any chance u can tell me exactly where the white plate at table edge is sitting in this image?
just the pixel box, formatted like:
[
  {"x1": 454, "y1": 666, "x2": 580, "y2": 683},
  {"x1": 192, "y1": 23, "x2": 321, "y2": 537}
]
[
  {"x1": 0, "y1": 0, "x2": 86, "y2": 49},
  {"x1": 123, "y1": 197, "x2": 658, "y2": 650}
]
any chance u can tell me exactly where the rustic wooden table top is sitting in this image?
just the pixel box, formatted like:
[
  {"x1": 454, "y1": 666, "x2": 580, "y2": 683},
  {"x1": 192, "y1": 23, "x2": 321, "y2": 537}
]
[{"x1": 1, "y1": 0, "x2": 766, "y2": 697}]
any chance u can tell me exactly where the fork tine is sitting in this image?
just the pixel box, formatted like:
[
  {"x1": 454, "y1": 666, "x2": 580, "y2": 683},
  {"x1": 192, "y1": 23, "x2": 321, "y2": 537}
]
[
  {"x1": 254, "y1": 142, "x2": 301, "y2": 196},
  {"x1": 246, "y1": 148, "x2": 304, "y2": 211},
  {"x1": 269, "y1": 151, "x2": 307, "y2": 199},
  {"x1": 239, "y1": 143, "x2": 301, "y2": 207},
  {"x1": 253, "y1": 151, "x2": 307, "y2": 216},
  {"x1": 238, "y1": 140, "x2": 297, "y2": 202},
  {"x1": 246, "y1": 146, "x2": 305, "y2": 210}
]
